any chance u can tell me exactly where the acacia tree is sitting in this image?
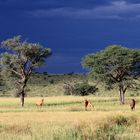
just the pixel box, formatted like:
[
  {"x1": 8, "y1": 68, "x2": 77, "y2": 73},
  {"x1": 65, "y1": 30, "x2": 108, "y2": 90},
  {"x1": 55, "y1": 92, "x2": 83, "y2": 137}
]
[
  {"x1": 0, "y1": 36, "x2": 51, "y2": 106},
  {"x1": 82, "y1": 45, "x2": 140, "y2": 104}
]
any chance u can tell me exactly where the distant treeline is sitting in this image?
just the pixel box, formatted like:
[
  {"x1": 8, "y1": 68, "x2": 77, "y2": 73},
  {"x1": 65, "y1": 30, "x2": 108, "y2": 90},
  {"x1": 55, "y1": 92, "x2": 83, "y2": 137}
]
[{"x1": 0, "y1": 72, "x2": 86, "y2": 97}]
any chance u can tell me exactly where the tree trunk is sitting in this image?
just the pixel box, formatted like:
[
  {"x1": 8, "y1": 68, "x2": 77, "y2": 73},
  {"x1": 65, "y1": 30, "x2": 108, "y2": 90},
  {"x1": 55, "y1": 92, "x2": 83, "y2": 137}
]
[
  {"x1": 119, "y1": 86, "x2": 123, "y2": 104},
  {"x1": 20, "y1": 92, "x2": 25, "y2": 107},
  {"x1": 119, "y1": 90, "x2": 122, "y2": 105},
  {"x1": 119, "y1": 93, "x2": 125, "y2": 104},
  {"x1": 18, "y1": 82, "x2": 26, "y2": 107},
  {"x1": 119, "y1": 85, "x2": 126, "y2": 105},
  {"x1": 119, "y1": 87, "x2": 122, "y2": 104},
  {"x1": 121, "y1": 92, "x2": 125, "y2": 104},
  {"x1": 15, "y1": 74, "x2": 29, "y2": 107},
  {"x1": 18, "y1": 79, "x2": 28, "y2": 107}
]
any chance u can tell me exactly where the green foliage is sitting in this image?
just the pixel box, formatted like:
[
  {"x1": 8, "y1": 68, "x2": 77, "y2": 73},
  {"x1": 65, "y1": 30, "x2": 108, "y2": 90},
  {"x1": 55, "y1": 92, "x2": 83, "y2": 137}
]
[
  {"x1": 82, "y1": 45, "x2": 140, "y2": 102},
  {"x1": 73, "y1": 83, "x2": 98, "y2": 96},
  {"x1": 82, "y1": 45, "x2": 140, "y2": 84},
  {"x1": 64, "y1": 82, "x2": 98, "y2": 96},
  {"x1": 0, "y1": 73, "x2": 86, "y2": 97},
  {"x1": 0, "y1": 35, "x2": 52, "y2": 98},
  {"x1": 0, "y1": 36, "x2": 51, "y2": 77}
]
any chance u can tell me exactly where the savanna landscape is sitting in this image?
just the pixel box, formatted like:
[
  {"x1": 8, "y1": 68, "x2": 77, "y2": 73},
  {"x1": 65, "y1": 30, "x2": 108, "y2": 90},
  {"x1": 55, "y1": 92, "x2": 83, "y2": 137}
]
[
  {"x1": 0, "y1": 72, "x2": 140, "y2": 140},
  {"x1": 2, "y1": 0, "x2": 140, "y2": 140},
  {"x1": 0, "y1": 32, "x2": 140, "y2": 140}
]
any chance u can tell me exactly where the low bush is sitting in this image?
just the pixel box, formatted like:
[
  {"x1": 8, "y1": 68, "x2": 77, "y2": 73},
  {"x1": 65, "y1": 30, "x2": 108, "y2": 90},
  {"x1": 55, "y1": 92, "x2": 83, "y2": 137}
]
[{"x1": 64, "y1": 82, "x2": 98, "y2": 96}]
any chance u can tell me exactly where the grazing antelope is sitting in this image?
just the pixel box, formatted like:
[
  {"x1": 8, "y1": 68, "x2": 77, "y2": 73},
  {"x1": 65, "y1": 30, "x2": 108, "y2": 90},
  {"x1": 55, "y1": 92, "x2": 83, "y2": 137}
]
[
  {"x1": 84, "y1": 99, "x2": 94, "y2": 111},
  {"x1": 129, "y1": 99, "x2": 135, "y2": 111},
  {"x1": 36, "y1": 98, "x2": 44, "y2": 106}
]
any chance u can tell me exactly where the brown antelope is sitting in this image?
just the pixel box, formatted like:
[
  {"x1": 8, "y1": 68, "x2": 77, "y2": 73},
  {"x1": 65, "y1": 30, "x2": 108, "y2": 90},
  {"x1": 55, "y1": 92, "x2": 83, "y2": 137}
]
[
  {"x1": 129, "y1": 99, "x2": 135, "y2": 111},
  {"x1": 36, "y1": 98, "x2": 44, "y2": 106},
  {"x1": 84, "y1": 99, "x2": 94, "y2": 111}
]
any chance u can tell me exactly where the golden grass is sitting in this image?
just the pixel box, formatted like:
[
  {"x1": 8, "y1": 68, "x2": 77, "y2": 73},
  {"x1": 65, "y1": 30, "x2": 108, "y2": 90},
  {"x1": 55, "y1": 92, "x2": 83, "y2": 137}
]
[{"x1": 0, "y1": 96, "x2": 140, "y2": 140}]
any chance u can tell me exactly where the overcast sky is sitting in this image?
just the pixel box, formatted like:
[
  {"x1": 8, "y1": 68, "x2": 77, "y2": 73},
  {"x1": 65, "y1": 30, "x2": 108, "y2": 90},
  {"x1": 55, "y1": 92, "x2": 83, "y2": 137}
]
[{"x1": 0, "y1": 0, "x2": 140, "y2": 73}]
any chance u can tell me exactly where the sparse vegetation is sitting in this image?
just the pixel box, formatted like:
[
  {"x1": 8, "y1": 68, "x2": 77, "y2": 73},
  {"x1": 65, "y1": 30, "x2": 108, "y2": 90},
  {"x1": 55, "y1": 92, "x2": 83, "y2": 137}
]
[{"x1": 0, "y1": 73, "x2": 140, "y2": 97}]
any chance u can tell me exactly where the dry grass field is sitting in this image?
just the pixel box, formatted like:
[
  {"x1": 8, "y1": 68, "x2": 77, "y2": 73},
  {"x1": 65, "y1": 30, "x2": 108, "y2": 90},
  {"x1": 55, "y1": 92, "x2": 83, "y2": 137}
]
[{"x1": 0, "y1": 96, "x2": 140, "y2": 140}]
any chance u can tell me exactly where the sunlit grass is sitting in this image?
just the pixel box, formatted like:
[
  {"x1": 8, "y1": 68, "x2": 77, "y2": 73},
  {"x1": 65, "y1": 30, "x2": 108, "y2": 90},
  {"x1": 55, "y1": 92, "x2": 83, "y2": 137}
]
[
  {"x1": 0, "y1": 96, "x2": 140, "y2": 140},
  {"x1": 0, "y1": 96, "x2": 139, "y2": 112}
]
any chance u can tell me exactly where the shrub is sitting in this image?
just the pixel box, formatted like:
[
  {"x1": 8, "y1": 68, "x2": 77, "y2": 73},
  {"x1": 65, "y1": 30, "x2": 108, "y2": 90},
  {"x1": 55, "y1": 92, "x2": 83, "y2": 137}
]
[
  {"x1": 73, "y1": 83, "x2": 98, "y2": 96},
  {"x1": 49, "y1": 79, "x2": 54, "y2": 84},
  {"x1": 43, "y1": 72, "x2": 48, "y2": 75},
  {"x1": 64, "y1": 82, "x2": 98, "y2": 96}
]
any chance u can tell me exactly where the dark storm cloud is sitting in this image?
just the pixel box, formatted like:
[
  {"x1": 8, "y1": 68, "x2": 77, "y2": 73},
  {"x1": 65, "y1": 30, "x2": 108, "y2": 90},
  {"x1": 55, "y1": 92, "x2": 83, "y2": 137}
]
[
  {"x1": 2, "y1": 0, "x2": 140, "y2": 20},
  {"x1": 26, "y1": 1, "x2": 140, "y2": 20},
  {"x1": 0, "y1": 0, "x2": 140, "y2": 73},
  {"x1": 0, "y1": 0, "x2": 116, "y2": 12}
]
